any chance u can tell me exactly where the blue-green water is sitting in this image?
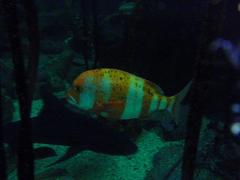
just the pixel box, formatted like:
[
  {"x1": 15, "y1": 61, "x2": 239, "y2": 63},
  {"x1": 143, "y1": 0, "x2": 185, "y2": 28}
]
[{"x1": 1, "y1": 0, "x2": 240, "y2": 179}]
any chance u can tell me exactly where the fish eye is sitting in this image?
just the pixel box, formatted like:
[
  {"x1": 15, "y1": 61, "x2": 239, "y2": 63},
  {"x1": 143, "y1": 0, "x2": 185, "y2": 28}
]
[{"x1": 74, "y1": 86, "x2": 81, "y2": 91}]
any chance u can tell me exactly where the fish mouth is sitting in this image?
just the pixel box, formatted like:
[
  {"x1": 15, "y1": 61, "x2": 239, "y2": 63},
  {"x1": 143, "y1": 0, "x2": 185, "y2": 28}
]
[
  {"x1": 67, "y1": 95, "x2": 78, "y2": 105},
  {"x1": 66, "y1": 87, "x2": 79, "y2": 105},
  {"x1": 65, "y1": 95, "x2": 83, "y2": 114}
]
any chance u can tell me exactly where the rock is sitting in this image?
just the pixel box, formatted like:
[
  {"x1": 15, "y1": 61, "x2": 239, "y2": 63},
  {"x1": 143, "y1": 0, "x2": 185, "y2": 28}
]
[
  {"x1": 146, "y1": 142, "x2": 183, "y2": 180},
  {"x1": 194, "y1": 118, "x2": 240, "y2": 179},
  {"x1": 35, "y1": 168, "x2": 75, "y2": 180},
  {"x1": 145, "y1": 140, "x2": 222, "y2": 180},
  {"x1": 146, "y1": 118, "x2": 223, "y2": 179},
  {"x1": 194, "y1": 168, "x2": 222, "y2": 180},
  {"x1": 46, "y1": 48, "x2": 75, "y2": 91},
  {"x1": 207, "y1": 138, "x2": 240, "y2": 179}
]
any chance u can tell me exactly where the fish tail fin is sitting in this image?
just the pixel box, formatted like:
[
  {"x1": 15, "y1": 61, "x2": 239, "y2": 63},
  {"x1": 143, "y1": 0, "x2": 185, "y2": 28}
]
[{"x1": 169, "y1": 81, "x2": 192, "y2": 125}]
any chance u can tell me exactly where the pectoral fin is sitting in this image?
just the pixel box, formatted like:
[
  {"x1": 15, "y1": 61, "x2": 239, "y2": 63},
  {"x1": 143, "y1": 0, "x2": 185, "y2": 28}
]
[
  {"x1": 47, "y1": 146, "x2": 83, "y2": 167},
  {"x1": 34, "y1": 147, "x2": 57, "y2": 160}
]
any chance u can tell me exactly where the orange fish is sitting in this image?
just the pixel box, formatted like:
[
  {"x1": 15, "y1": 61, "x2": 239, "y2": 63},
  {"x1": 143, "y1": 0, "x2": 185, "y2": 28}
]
[{"x1": 67, "y1": 68, "x2": 190, "y2": 122}]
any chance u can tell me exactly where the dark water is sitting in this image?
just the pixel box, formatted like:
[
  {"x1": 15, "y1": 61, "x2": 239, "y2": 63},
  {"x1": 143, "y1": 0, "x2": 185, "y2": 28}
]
[{"x1": 1, "y1": 0, "x2": 240, "y2": 179}]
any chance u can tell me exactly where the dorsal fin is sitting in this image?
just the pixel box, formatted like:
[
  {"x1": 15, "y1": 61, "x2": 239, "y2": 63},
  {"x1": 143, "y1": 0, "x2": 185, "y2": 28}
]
[{"x1": 144, "y1": 79, "x2": 164, "y2": 95}]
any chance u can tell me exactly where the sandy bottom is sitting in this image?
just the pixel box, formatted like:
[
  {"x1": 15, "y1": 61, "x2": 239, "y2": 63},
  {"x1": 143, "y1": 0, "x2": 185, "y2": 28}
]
[
  {"x1": 8, "y1": 99, "x2": 169, "y2": 180},
  {"x1": 8, "y1": 131, "x2": 165, "y2": 180}
]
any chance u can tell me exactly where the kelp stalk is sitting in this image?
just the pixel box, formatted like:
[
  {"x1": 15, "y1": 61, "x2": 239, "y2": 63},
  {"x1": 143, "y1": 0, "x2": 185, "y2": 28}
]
[
  {"x1": 80, "y1": 0, "x2": 89, "y2": 69},
  {"x1": 20, "y1": 0, "x2": 40, "y2": 177},
  {"x1": 181, "y1": 1, "x2": 225, "y2": 180},
  {"x1": 23, "y1": 0, "x2": 40, "y2": 108},
  {"x1": 91, "y1": 0, "x2": 100, "y2": 68},
  {"x1": 0, "y1": 68, "x2": 7, "y2": 179},
  {"x1": 2, "y1": 0, "x2": 34, "y2": 178},
  {"x1": 1, "y1": 0, "x2": 40, "y2": 179}
]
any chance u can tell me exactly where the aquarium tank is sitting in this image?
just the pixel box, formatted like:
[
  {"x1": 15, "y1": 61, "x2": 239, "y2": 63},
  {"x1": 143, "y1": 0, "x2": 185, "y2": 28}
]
[{"x1": 0, "y1": 0, "x2": 240, "y2": 179}]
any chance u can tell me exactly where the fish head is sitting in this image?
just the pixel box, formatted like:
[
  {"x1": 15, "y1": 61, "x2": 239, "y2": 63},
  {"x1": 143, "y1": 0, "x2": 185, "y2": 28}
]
[
  {"x1": 66, "y1": 86, "x2": 80, "y2": 106},
  {"x1": 66, "y1": 70, "x2": 94, "y2": 108},
  {"x1": 66, "y1": 74, "x2": 86, "y2": 106}
]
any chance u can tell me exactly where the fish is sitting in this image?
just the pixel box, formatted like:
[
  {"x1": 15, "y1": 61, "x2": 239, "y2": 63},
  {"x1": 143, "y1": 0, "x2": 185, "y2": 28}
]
[
  {"x1": 3, "y1": 83, "x2": 137, "y2": 166},
  {"x1": 67, "y1": 68, "x2": 191, "y2": 124}
]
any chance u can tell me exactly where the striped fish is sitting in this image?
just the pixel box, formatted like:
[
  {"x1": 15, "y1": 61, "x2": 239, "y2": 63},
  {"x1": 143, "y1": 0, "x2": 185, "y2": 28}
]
[{"x1": 67, "y1": 68, "x2": 189, "y2": 122}]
